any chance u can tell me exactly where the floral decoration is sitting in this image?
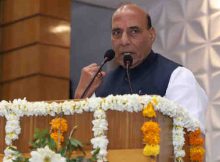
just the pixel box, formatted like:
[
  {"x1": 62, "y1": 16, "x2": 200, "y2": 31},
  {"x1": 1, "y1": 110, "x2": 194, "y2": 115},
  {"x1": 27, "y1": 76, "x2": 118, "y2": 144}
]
[
  {"x1": 50, "y1": 117, "x2": 68, "y2": 148},
  {"x1": 189, "y1": 129, "x2": 205, "y2": 162},
  {"x1": 91, "y1": 108, "x2": 108, "y2": 162},
  {"x1": 141, "y1": 96, "x2": 160, "y2": 158},
  {"x1": 0, "y1": 94, "x2": 204, "y2": 162},
  {"x1": 3, "y1": 146, "x2": 21, "y2": 162},
  {"x1": 172, "y1": 126, "x2": 185, "y2": 161}
]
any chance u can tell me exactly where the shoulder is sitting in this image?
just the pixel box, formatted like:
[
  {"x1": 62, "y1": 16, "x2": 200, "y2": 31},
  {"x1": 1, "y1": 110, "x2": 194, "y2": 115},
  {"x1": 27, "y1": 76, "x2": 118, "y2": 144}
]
[
  {"x1": 170, "y1": 66, "x2": 196, "y2": 83},
  {"x1": 155, "y1": 53, "x2": 181, "y2": 67},
  {"x1": 167, "y1": 66, "x2": 208, "y2": 108}
]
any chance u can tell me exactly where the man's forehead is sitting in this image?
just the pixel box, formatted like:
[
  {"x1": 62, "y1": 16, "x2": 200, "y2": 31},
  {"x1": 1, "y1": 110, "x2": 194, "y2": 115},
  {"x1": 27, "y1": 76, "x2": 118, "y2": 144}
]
[
  {"x1": 112, "y1": 20, "x2": 143, "y2": 30},
  {"x1": 112, "y1": 11, "x2": 147, "y2": 29},
  {"x1": 112, "y1": 4, "x2": 148, "y2": 27},
  {"x1": 112, "y1": 4, "x2": 147, "y2": 19}
]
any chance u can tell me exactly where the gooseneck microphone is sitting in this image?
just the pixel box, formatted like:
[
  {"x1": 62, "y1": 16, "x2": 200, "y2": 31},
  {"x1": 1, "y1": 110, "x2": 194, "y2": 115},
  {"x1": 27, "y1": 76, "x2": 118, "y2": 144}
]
[
  {"x1": 80, "y1": 49, "x2": 115, "y2": 99},
  {"x1": 123, "y1": 53, "x2": 133, "y2": 94}
]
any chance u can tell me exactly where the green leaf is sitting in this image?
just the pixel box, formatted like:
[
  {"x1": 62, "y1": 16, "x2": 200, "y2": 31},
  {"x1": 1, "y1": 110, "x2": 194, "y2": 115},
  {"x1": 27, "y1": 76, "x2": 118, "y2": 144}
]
[
  {"x1": 67, "y1": 159, "x2": 76, "y2": 162},
  {"x1": 70, "y1": 139, "x2": 80, "y2": 148},
  {"x1": 92, "y1": 147, "x2": 100, "y2": 156},
  {"x1": 48, "y1": 137, "x2": 57, "y2": 150},
  {"x1": 60, "y1": 147, "x2": 66, "y2": 156},
  {"x1": 30, "y1": 128, "x2": 55, "y2": 150},
  {"x1": 73, "y1": 139, "x2": 83, "y2": 147},
  {"x1": 13, "y1": 156, "x2": 29, "y2": 162},
  {"x1": 89, "y1": 147, "x2": 100, "y2": 162}
]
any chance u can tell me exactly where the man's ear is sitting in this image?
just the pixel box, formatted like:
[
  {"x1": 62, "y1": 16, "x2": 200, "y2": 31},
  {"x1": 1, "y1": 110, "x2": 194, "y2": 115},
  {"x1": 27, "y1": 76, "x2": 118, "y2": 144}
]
[{"x1": 149, "y1": 27, "x2": 156, "y2": 42}]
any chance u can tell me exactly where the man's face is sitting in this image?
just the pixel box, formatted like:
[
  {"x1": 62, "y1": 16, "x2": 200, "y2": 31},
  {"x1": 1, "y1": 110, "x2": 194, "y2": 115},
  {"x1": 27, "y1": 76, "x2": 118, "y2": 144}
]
[{"x1": 111, "y1": 6, "x2": 155, "y2": 68}]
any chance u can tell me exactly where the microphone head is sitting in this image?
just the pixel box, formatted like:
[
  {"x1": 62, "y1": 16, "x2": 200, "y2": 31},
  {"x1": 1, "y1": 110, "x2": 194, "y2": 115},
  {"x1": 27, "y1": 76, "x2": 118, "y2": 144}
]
[
  {"x1": 123, "y1": 53, "x2": 133, "y2": 67},
  {"x1": 104, "y1": 49, "x2": 115, "y2": 62}
]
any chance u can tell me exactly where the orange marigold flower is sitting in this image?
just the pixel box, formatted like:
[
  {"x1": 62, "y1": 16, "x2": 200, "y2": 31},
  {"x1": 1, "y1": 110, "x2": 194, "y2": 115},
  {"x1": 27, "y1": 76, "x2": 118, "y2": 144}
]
[
  {"x1": 189, "y1": 129, "x2": 204, "y2": 145},
  {"x1": 189, "y1": 137, "x2": 204, "y2": 145},
  {"x1": 50, "y1": 117, "x2": 68, "y2": 133},
  {"x1": 142, "y1": 103, "x2": 156, "y2": 118},
  {"x1": 141, "y1": 121, "x2": 160, "y2": 135},
  {"x1": 190, "y1": 147, "x2": 205, "y2": 162},
  {"x1": 143, "y1": 133, "x2": 160, "y2": 145},
  {"x1": 50, "y1": 131, "x2": 64, "y2": 144},
  {"x1": 189, "y1": 129, "x2": 201, "y2": 138}
]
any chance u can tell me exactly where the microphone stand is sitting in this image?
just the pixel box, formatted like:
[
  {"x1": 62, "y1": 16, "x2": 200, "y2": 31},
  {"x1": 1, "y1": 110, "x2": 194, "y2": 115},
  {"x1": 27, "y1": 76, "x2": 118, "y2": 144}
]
[
  {"x1": 125, "y1": 61, "x2": 133, "y2": 94},
  {"x1": 123, "y1": 53, "x2": 133, "y2": 94}
]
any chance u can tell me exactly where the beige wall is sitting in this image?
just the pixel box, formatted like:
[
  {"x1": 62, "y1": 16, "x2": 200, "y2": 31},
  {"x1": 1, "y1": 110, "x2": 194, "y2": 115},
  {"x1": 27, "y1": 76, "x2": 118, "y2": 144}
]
[{"x1": 149, "y1": 1, "x2": 220, "y2": 161}]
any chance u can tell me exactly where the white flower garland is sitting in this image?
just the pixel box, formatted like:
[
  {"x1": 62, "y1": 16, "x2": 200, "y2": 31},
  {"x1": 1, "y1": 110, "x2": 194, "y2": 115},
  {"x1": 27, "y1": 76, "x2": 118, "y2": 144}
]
[
  {"x1": 91, "y1": 108, "x2": 108, "y2": 162},
  {"x1": 0, "y1": 94, "x2": 201, "y2": 162},
  {"x1": 5, "y1": 114, "x2": 21, "y2": 146},
  {"x1": 3, "y1": 146, "x2": 20, "y2": 162}
]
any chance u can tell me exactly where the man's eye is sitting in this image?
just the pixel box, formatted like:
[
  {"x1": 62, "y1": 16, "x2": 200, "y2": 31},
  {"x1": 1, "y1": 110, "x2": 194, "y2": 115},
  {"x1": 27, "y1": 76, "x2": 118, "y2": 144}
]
[
  {"x1": 130, "y1": 29, "x2": 140, "y2": 34},
  {"x1": 112, "y1": 30, "x2": 121, "y2": 37}
]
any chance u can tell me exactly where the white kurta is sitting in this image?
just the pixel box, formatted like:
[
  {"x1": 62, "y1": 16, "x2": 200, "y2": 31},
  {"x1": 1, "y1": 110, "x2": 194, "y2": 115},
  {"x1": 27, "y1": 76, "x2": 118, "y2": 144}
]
[{"x1": 165, "y1": 67, "x2": 208, "y2": 133}]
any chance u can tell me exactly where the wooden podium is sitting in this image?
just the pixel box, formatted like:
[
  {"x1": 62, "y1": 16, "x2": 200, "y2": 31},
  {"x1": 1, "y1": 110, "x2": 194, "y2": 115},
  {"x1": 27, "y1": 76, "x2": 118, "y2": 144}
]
[{"x1": 0, "y1": 101, "x2": 190, "y2": 162}]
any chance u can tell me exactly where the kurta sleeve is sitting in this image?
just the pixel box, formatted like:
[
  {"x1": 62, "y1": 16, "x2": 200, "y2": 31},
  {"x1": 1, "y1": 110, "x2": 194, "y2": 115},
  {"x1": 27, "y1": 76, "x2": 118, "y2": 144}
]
[{"x1": 165, "y1": 67, "x2": 208, "y2": 133}]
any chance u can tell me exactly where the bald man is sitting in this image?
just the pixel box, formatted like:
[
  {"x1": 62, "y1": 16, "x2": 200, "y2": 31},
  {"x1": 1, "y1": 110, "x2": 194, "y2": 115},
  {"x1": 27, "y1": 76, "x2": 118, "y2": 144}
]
[{"x1": 74, "y1": 3, "x2": 207, "y2": 132}]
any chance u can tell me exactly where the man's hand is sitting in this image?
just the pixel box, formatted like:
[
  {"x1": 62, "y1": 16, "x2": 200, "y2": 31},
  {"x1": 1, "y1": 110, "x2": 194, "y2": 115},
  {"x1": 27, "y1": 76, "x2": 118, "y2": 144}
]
[{"x1": 74, "y1": 63, "x2": 106, "y2": 99}]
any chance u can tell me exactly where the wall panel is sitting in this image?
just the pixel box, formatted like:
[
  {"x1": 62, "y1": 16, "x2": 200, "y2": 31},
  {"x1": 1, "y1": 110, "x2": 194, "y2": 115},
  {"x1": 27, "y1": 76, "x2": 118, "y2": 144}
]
[
  {"x1": 1, "y1": 44, "x2": 69, "y2": 82},
  {"x1": 39, "y1": 0, "x2": 71, "y2": 20},
  {"x1": 0, "y1": 0, "x2": 40, "y2": 24},
  {"x1": 39, "y1": 17, "x2": 70, "y2": 47},
  {"x1": 1, "y1": 17, "x2": 39, "y2": 52},
  {"x1": 1, "y1": 75, "x2": 69, "y2": 101},
  {"x1": 0, "y1": 0, "x2": 71, "y2": 101}
]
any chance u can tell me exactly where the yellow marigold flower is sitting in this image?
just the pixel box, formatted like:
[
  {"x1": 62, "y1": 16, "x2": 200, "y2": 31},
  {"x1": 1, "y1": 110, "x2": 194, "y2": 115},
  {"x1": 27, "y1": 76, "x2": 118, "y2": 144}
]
[
  {"x1": 50, "y1": 132, "x2": 64, "y2": 144},
  {"x1": 50, "y1": 117, "x2": 68, "y2": 133},
  {"x1": 143, "y1": 144, "x2": 160, "y2": 156},
  {"x1": 141, "y1": 121, "x2": 160, "y2": 135},
  {"x1": 190, "y1": 147, "x2": 205, "y2": 162},
  {"x1": 142, "y1": 103, "x2": 156, "y2": 118}
]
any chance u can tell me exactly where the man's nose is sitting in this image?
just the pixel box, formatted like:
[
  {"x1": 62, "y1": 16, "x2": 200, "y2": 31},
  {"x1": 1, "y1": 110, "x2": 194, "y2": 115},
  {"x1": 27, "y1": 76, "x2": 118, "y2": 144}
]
[{"x1": 120, "y1": 32, "x2": 130, "y2": 46}]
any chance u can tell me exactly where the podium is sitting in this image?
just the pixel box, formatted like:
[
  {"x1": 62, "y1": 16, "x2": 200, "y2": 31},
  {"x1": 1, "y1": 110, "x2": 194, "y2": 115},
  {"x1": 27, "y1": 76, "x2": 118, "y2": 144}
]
[{"x1": 0, "y1": 96, "x2": 192, "y2": 162}]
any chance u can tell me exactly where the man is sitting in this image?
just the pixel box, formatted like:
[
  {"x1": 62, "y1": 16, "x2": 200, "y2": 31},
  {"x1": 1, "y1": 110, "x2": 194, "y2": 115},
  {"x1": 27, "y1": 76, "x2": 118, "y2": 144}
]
[{"x1": 74, "y1": 3, "x2": 207, "y2": 132}]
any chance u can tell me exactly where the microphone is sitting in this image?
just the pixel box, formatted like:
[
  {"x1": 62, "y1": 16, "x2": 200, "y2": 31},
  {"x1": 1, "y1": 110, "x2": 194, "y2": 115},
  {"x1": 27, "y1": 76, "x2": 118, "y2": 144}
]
[
  {"x1": 80, "y1": 49, "x2": 115, "y2": 98},
  {"x1": 104, "y1": 49, "x2": 115, "y2": 62},
  {"x1": 123, "y1": 53, "x2": 133, "y2": 67},
  {"x1": 123, "y1": 53, "x2": 133, "y2": 94}
]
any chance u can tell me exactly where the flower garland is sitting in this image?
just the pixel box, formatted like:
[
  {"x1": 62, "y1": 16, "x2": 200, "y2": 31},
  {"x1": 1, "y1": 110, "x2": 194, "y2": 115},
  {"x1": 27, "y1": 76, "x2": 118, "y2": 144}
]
[
  {"x1": 141, "y1": 96, "x2": 160, "y2": 158},
  {"x1": 172, "y1": 120, "x2": 186, "y2": 161},
  {"x1": 5, "y1": 114, "x2": 21, "y2": 146},
  {"x1": 3, "y1": 146, "x2": 21, "y2": 162},
  {"x1": 91, "y1": 108, "x2": 108, "y2": 162},
  {"x1": 0, "y1": 94, "x2": 204, "y2": 162},
  {"x1": 189, "y1": 129, "x2": 205, "y2": 162},
  {"x1": 172, "y1": 125, "x2": 185, "y2": 161}
]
